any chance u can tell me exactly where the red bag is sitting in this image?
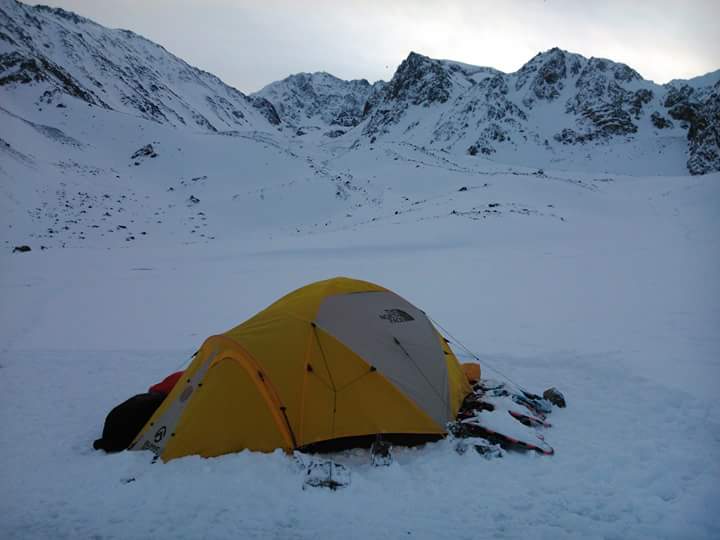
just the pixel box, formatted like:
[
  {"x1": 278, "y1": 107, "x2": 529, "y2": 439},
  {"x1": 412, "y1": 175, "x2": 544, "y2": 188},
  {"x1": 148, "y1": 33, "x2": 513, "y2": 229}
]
[{"x1": 148, "y1": 371, "x2": 184, "y2": 395}]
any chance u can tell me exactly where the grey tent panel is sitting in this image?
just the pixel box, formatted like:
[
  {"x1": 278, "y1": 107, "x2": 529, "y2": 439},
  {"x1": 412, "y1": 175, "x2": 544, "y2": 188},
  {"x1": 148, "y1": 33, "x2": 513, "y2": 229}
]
[{"x1": 315, "y1": 291, "x2": 450, "y2": 427}]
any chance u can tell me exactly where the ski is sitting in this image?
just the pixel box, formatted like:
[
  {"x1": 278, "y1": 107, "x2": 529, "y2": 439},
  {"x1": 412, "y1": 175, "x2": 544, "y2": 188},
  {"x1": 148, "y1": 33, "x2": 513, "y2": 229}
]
[
  {"x1": 460, "y1": 417, "x2": 554, "y2": 455},
  {"x1": 451, "y1": 378, "x2": 556, "y2": 455}
]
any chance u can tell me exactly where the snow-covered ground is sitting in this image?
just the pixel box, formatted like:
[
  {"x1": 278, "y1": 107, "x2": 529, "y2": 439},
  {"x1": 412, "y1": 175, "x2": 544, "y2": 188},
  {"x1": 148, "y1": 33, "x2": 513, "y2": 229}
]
[
  {"x1": 1, "y1": 99, "x2": 719, "y2": 537},
  {"x1": 1, "y1": 4, "x2": 719, "y2": 531}
]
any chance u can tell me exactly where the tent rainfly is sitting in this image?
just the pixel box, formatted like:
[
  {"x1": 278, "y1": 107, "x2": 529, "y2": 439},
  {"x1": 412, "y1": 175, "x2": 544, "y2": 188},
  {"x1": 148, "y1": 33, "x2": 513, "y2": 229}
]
[{"x1": 130, "y1": 277, "x2": 471, "y2": 461}]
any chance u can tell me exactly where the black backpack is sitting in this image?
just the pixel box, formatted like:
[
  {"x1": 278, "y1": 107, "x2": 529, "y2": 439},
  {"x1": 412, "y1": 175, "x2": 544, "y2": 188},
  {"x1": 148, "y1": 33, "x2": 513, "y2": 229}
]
[{"x1": 93, "y1": 392, "x2": 166, "y2": 452}]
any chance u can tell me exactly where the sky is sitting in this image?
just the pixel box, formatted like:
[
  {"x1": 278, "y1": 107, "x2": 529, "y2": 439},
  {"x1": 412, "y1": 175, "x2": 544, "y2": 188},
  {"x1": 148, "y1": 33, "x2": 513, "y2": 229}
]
[{"x1": 38, "y1": 0, "x2": 720, "y2": 93}]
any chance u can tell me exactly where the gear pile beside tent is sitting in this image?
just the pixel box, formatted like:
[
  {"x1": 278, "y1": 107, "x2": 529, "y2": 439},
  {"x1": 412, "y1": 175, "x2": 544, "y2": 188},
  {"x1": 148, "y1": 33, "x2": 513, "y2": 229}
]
[{"x1": 93, "y1": 277, "x2": 565, "y2": 467}]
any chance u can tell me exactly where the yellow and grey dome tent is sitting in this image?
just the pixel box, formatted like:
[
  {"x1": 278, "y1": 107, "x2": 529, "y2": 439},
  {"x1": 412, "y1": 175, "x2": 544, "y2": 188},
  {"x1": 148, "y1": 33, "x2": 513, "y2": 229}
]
[{"x1": 130, "y1": 277, "x2": 471, "y2": 461}]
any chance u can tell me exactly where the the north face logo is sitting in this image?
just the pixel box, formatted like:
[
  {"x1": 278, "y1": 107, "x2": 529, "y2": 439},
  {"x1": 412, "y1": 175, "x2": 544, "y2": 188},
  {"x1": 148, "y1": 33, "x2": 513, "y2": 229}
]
[
  {"x1": 379, "y1": 309, "x2": 414, "y2": 324},
  {"x1": 154, "y1": 426, "x2": 167, "y2": 443}
]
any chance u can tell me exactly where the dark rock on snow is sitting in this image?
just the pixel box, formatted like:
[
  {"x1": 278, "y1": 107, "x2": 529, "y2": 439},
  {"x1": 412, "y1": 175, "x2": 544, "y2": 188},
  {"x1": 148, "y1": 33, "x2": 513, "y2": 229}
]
[
  {"x1": 543, "y1": 387, "x2": 566, "y2": 408},
  {"x1": 130, "y1": 144, "x2": 157, "y2": 160}
]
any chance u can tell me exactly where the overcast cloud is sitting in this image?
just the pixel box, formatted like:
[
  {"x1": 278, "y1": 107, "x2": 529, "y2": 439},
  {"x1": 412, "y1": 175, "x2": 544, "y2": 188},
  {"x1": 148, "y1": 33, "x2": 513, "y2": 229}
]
[{"x1": 38, "y1": 0, "x2": 720, "y2": 93}]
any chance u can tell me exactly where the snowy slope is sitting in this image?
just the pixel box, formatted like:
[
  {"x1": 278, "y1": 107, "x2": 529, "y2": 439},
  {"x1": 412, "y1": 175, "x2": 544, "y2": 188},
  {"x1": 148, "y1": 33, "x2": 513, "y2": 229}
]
[
  {"x1": 0, "y1": 99, "x2": 329, "y2": 251},
  {"x1": 1, "y1": 160, "x2": 719, "y2": 539},
  {"x1": 0, "y1": 0, "x2": 281, "y2": 131},
  {"x1": 1, "y1": 2, "x2": 719, "y2": 539}
]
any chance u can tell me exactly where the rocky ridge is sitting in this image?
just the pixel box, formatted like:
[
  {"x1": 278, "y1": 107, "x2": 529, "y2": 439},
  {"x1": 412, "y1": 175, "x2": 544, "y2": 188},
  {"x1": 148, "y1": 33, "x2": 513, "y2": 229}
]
[
  {"x1": 0, "y1": 0, "x2": 280, "y2": 131},
  {"x1": 0, "y1": 0, "x2": 718, "y2": 174},
  {"x1": 256, "y1": 48, "x2": 720, "y2": 175},
  {"x1": 664, "y1": 79, "x2": 720, "y2": 175}
]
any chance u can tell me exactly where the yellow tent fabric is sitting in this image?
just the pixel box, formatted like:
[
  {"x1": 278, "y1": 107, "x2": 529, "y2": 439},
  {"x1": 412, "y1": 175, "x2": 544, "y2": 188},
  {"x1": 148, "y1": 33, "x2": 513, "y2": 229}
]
[
  {"x1": 130, "y1": 277, "x2": 471, "y2": 461},
  {"x1": 461, "y1": 362, "x2": 482, "y2": 384}
]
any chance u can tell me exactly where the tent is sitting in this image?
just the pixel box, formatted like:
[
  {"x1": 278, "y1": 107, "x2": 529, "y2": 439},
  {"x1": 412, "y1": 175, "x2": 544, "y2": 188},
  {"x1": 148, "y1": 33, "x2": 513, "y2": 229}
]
[{"x1": 130, "y1": 277, "x2": 471, "y2": 461}]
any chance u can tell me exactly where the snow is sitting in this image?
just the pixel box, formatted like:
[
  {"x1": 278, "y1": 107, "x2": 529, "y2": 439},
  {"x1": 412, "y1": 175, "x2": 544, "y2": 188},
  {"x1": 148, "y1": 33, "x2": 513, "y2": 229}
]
[
  {"x1": 1, "y1": 2, "x2": 720, "y2": 538},
  {"x1": 0, "y1": 0, "x2": 272, "y2": 131},
  {"x1": 668, "y1": 69, "x2": 720, "y2": 90},
  {"x1": 2, "y1": 347, "x2": 719, "y2": 539},
  {"x1": 1, "y1": 111, "x2": 719, "y2": 537}
]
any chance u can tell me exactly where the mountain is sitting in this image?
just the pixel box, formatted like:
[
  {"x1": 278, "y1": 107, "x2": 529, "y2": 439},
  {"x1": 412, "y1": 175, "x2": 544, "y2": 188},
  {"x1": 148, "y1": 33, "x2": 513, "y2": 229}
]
[
  {"x1": 2, "y1": 0, "x2": 718, "y2": 175},
  {"x1": 0, "y1": 0, "x2": 280, "y2": 131},
  {"x1": 254, "y1": 72, "x2": 383, "y2": 137},
  {"x1": 256, "y1": 49, "x2": 720, "y2": 175},
  {"x1": 662, "y1": 77, "x2": 720, "y2": 175}
]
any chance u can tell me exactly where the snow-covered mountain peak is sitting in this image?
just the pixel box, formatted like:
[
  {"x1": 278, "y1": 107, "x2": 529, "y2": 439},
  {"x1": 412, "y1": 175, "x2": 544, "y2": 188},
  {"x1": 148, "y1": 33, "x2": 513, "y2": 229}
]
[
  {"x1": 513, "y1": 47, "x2": 583, "y2": 101},
  {"x1": 345, "y1": 48, "x2": 716, "y2": 174},
  {"x1": 254, "y1": 70, "x2": 379, "y2": 133},
  {"x1": 383, "y1": 51, "x2": 495, "y2": 105},
  {"x1": 0, "y1": 0, "x2": 280, "y2": 131},
  {"x1": 512, "y1": 48, "x2": 644, "y2": 110},
  {"x1": 1, "y1": 0, "x2": 719, "y2": 176},
  {"x1": 384, "y1": 52, "x2": 453, "y2": 105},
  {"x1": 30, "y1": 3, "x2": 94, "y2": 26}
]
